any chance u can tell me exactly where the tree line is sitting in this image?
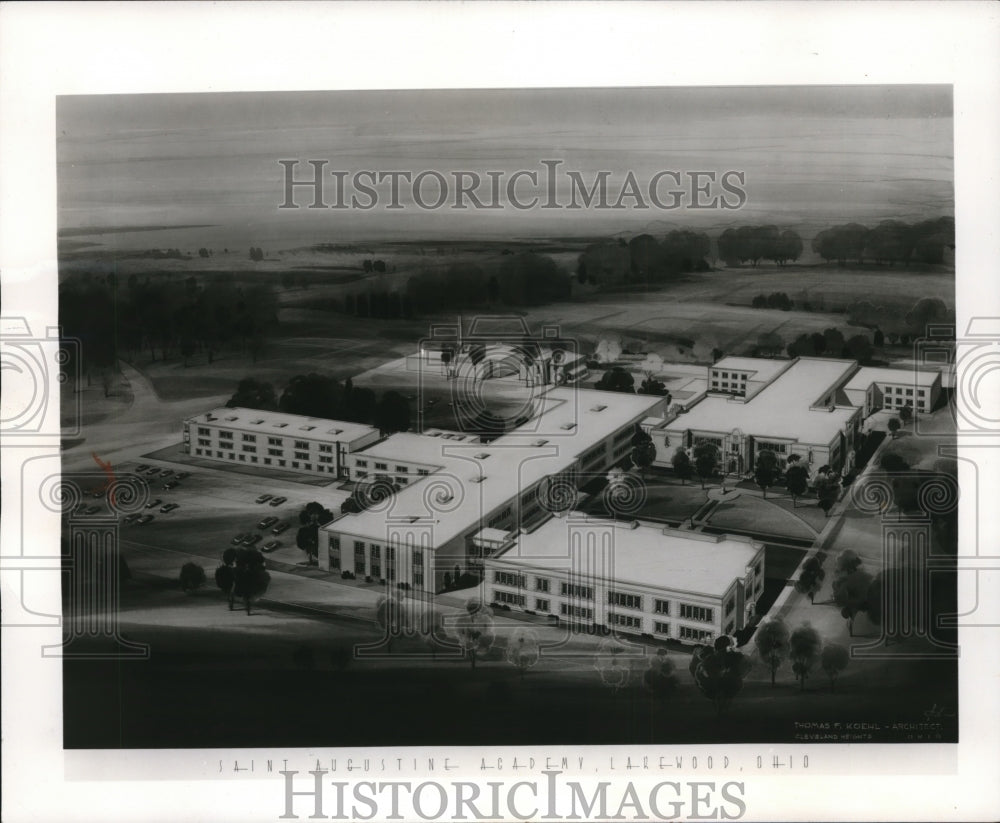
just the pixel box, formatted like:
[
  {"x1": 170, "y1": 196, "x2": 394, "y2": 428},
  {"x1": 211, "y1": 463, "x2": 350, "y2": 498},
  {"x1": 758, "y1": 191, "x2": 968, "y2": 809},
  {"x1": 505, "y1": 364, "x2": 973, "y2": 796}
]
[
  {"x1": 59, "y1": 273, "x2": 278, "y2": 390},
  {"x1": 577, "y1": 230, "x2": 712, "y2": 287},
  {"x1": 812, "y1": 216, "x2": 954, "y2": 266},
  {"x1": 717, "y1": 226, "x2": 804, "y2": 268},
  {"x1": 227, "y1": 374, "x2": 411, "y2": 435}
]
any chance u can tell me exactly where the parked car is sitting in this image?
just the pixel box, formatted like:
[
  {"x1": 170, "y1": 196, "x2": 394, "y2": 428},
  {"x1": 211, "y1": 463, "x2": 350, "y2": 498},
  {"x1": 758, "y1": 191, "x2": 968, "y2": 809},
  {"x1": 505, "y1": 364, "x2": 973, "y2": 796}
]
[
  {"x1": 159, "y1": 469, "x2": 174, "y2": 478},
  {"x1": 123, "y1": 513, "x2": 141, "y2": 525},
  {"x1": 262, "y1": 540, "x2": 281, "y2": 552},
  {"x1": 145, "y1": 498, "x2": 162, "y2": 509},
  {"x1": 271, "y1": 522, "x2": 290, "y2": 535},
  {"x1": 232, "y1": 533, "x2": 248, "y2": 545},
  {"x1": 268, "y1": 496, "x2": 287, "y2": 507},
  {"x1": 159, "y1": 503, "x2": 179, "y2": 513},
  {"x1": 255, "y1": 493, "x2": 273, "y2": 504},
  {"x1": 257, "y1": 516, "x2": 278, "y2": 530},
  {"x1": 135, "y1": 464, "x2": 150, "y2": 472},
  {"x1": 176, "y1": 472, "x2": 191, "y2": 480},
  {"x1": 137, "y1": 514, "x2": 154, "y2": 525},
  {"x1": 244, "y1": 534, "x2": 262, "y2": 546},
  {"x1": 145, "y1": 467, "x2": 160, "y2": 476},
  {"x1": 162, "y1": 480, "x2": 179, "y2": 490}
]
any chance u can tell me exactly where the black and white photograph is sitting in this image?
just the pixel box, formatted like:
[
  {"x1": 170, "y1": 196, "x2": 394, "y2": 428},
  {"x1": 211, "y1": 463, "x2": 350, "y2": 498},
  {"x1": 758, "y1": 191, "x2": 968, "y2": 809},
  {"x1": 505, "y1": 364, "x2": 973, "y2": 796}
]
[
  {"x1": 54, "y1": 84, "x2": 960, "y2": 748},
  {"x1": 3, "y1": 3, "x2": 999, "y2": 822}
]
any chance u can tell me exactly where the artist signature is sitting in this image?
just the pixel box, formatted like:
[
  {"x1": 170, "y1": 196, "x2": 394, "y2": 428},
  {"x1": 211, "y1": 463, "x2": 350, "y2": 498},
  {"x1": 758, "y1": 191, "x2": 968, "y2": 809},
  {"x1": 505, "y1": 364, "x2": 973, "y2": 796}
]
[{"x1": 922, "y1": 703, "x2": 955, "y2": 721}]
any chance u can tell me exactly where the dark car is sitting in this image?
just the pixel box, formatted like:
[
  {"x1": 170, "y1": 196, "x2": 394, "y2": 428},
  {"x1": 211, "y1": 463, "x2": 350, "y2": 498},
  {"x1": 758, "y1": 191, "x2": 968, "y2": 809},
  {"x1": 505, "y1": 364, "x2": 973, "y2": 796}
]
[
  {"x1": 176, "y1": 472, "x2": 191, "y2": 480},
  {"x1": 123, "y1": 512, "x2": 142, "y2": 525},
  {"x1": 159, "y1": 469, "x2": 174, "y2": 478},
  {"x1": 145, "y1": 467, "x2": 160, "y2": 476},
  {"x1": 257, "y1": 516, "x2": 278, "y2": 530},
  {"x1": 243, "y1": 533, "x2": 262, "y2": 546},
  {"x1": 262, "y1": 540, "x2": 281, "y2": 552},
  {"x1": 271, "y1": 522, "x2": 290, "y2": 535},
  {"x1": 145, "y1": 498, "x2": 162, "y2": 509},
  {"x1": 255, "y1": 493, "x2": 273, "y2": 504},
  {"x1": 159, "y1": 503, "x2": 179, "y2": 513},
  {"x1": 268, "y1": 496, "x2": 287, "y2": 507},
  {"x1": 232, "y1": 533, "x2": 248, "y2": 545},
  {"x1": 163, "y1": 480, "x2": 179, "y2": 490},
  {"x1": 137, "y1": 514, "x2": 154, "y2": 525},
  {"x1": 135, "y1": 464, "x2": 150, "y2": 472}
]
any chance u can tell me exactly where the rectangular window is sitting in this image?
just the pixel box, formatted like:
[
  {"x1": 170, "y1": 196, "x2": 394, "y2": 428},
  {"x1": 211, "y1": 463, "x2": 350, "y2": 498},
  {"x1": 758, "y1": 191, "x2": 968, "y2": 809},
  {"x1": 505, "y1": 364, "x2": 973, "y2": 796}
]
[
  {"x1": 356, "y1": 459, "x2": 368, "y2": 468},
  {"x1": 370, "y1": 545, "x2": 382, "y2": 578},
  {"x1": 356, "y1": 470, "x2": 368, "y2": 478},
  {"x1": 294, "y1": 440, "x2": 309, "y2": 450},
  {"x1": 679, "y1": 604, "x2": 714, "y2": 623},
  {"x1": 608, "y1": 591, "x2": 643, "y2": 610},
  {"x1": 653, "y1": 621, "x2": 671, "y2": 636},
  {"x1": 679, "y1": 626, "x2": 713, "y2": 643},
  {"x1": 395, "y1": 465, "x2": 409, "y2": 473},
  {"x1": 242, "y1": 433, "x2": 255, "y2": 442},
  {"x1": 417, "y1": 469, "x2": 430, "y2": 476},
  {"x1": 220, "y1": 441, "x2": 234, "y2": 450},
  {"x1": 725, "y1": 599, "x2": 735, "y2": 616},
  {"x1": 294, "y1": 451, "x2": 308, "y2": 461},
  {"x1": 374, "y1": 462, "x2": 388, "y2": 470},
  {"x1": 219, "y1": 431, "x2": 233, "y2": 440},
  {"x1": 268, "y1": 437, "x2": 282, "y2": 446},
  {"x1": 560, "y1": 582, "x2": 594, "y2": 600},
  {"x1": 494, "y1": 571, "x2": 526, "y2": 588},
  {"x1": 654, "y1": 599, "x2": 670, "y2": 615},
  {"x1": 535, "y1": 598, "x2": 550, "y2": 612},
  {"x1": 559, "y1": 603, "x2": 594, "y2": 620},
  {"x1": 493, "y1": 590, "x2": 525, "y2": 607},
  {"x1": 242, "y1": 445, "x2": 256, "y2": 453},
  {"x1": 197, "y1": 427, "x2": 210, "y2": 436},
  {"x1": 198, "y1": 438, "x2": 210, "y2": 446},
  {"x1": 535, "y1": 577, "x2": 550, "y2": 593},
  {"x1": 319, "y1": 444, "x2": 333, "y2": 453},
  {"x1": 354, "y1": 541, "x2": 366, "y2": 575},
  {"x1": 608, "y1": 612, "x2": 642, "y2": 630}
]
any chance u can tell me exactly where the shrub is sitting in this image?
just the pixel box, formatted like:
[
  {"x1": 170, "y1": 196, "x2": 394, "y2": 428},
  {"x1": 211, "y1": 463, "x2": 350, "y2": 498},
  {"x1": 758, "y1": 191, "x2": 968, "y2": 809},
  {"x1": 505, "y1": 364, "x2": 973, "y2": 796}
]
[{"x1": 180, "y1": 562, "x2": 206, "y2": 592}]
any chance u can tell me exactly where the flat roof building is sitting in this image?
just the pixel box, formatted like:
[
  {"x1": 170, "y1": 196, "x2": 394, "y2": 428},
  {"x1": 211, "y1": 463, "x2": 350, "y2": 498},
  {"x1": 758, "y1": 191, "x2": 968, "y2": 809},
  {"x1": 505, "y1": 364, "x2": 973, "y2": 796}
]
[
  {"x1": 183, "y1": 407, "x2": 380, "y2": 479},
  {"x1": 485, "y1": 514, "x2": 765, "y2": 643},
  {"x1": 322, "y1": 387, "x2": 666, "y2": 589}
]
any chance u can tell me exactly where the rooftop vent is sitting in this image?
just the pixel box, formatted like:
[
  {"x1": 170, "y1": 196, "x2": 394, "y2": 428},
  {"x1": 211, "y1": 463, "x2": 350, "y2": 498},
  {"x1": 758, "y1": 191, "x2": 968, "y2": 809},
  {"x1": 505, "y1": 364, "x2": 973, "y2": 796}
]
[
  {"x1": 560, "y1": 422, "x2": 577, "y2": 431},
  {"x1": 470, "y1": 476, "x2": 486, "y2": 484},
  {"x1": 225, "y1": 415, "x2": 238, "y2": 422},
  {"x1": 274, "y1": 423, "x2": 288, "y2": 428},
  {"x1": 533, "y1": 439, "x2": 549, "y2": 447},
  {"x1": 474, "y1": 452, "x2": 490, "y2": 460},
  {"x1": 328, "y1": 428, "x2": 343, "y2": 435},
  {"x1": 300, "y1": 425, "x2": 316, "y2": 431},
  {"x1": 590, "y1": 404, "x2": 607, "y2": 413},
  {"x1": 251, "y1": 419, "x2": 264, "y2": 425}
]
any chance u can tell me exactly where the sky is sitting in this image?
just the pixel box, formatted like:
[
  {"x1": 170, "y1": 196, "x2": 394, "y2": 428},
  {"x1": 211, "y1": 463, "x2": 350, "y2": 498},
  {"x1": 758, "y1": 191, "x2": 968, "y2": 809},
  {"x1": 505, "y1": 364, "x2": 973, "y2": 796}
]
[{"x1": 57, "y1": 86, "x2": 954, "y2": 248}]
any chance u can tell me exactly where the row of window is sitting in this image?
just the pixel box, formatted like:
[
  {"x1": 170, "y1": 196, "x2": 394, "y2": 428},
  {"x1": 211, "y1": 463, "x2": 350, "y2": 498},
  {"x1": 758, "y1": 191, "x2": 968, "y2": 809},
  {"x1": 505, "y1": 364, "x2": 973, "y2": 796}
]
[
  {"x1": 191, "y1": 448, "x2": 340, "y2": 473},
  {"x1": 194, "y1": 428, "x2": 339, "y2": 451}
]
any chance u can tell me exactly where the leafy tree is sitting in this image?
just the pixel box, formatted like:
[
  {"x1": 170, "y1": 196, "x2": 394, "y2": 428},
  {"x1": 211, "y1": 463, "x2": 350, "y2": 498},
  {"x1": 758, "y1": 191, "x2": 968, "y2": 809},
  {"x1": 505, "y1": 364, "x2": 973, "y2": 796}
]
[
  {"x1": 873, "y1": 328, "x2": 885, "y2": 347},
  {"x1": 595, "y1": 367, "x2": 635, "y2": 394},
  {"x1": 785, "y1": 463, "x2": 809, "y2": 506},
  {"x1": 789, "y1": 623, "x2": 822, "y2": 691},
  {"x1": 775, "y1": 230, "x2": 803, "y2": 266},
  {"x1": 180, "y1": 562, "x2": 206, "y2": 592},
  {"x1": 754, "y1": 449, "x2": 778, "y2": 498},
  {"x1": 671, "y1": 447, "x2": 692, "y2": 485},
  {"x1": 834, "y1": 549, "x2": 862, "y2": 577},
  {"x1": 879, "y1": 438, "x2": 921, "y2": 473},
  {"x1": 295, "y1": 502, "x2": 334, "y2": 564},
  {"x1": 899, "y1": 404, "x2": 913, "y2": 424},
  {"x1": 638, "y1": 375, "x2": 668, "y2": 395},
  {"x1": 214, "y1": 564, "x2": 236, "y2": 610},
  {"x1": 832, "y1": 569, "x2": 873, "y2": 636},
  {"x1": 227, "y1": 378, "x2": 278, "y2": 411},
  {"x1": 815, "y1": 474, "x2": 840, "y2": 516},
  {"x1": 820, "y1": 643, "x2": 850, "y2": 690},
  {"x1": 452, "y1": 600, "x2": 495, "y2": 669},
  {"x1": 630, "y1": 428, "x2": 657, "y2": 476},
  {"x1": 505, "y1": 628, "x2": 541, "y2": 680},
  {"x1": 887, "y1": 417, "x2": 901, "y2": 439},
  {"x1": 795, "y1": 556, "x2": 826, "y2": 604},
  {"x1": 643, "y1": 648, "x2": 680, "y2": 698},
  {"x1": 843, "y1": 334, "x2": 873, "y2": 364},
  {"x1": 693, "y1": 442, "x2": 719, "y2": 489},
  {"x1": 374, "y1": 390, "x2": 411, "y2": 435},
  {"x1": 232, "y1": 549, "x2": 270, "y2": 615},
  {"x1": 689, "y1": 636, "x2": 752, "y2": 714},
  {"x1": 754, "y1": 618, "x2": 790, "y2": 686},
  {"x1": 198, "y1": 247, "x2": 210, "y2": 258}
]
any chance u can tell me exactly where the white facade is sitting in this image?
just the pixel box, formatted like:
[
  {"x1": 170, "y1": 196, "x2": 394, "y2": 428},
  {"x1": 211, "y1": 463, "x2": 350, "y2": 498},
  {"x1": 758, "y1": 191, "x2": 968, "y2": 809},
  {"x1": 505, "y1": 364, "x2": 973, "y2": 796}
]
[
  {"x1": 484, "y1": 516, "x2": 765, "y2": 643},
  {"x1": 183, "y1": 407, "x2": 380, "y2": 479}
]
